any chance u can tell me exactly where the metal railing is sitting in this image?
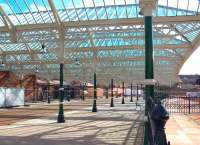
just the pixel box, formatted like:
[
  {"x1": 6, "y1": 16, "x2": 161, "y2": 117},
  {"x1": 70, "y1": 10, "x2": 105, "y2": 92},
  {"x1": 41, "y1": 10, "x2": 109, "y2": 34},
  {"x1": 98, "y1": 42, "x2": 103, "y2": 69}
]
[{"x1": 160, "y1": 95, "x2": 200, "y2": 114}]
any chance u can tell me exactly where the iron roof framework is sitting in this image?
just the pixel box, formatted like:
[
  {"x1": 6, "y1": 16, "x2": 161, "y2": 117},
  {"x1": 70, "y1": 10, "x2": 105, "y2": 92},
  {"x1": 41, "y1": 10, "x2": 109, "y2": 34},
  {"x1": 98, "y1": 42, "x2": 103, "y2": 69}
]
[{"x1": 0, "y1": 0, "x2": 199, "y2": 85}]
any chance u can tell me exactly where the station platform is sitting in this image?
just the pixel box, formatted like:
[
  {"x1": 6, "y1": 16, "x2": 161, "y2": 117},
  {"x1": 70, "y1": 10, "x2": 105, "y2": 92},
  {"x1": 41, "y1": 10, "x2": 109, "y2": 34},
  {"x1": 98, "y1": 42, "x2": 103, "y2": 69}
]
[{"x1": 0, "y1": 97, "x2": 145, "y2": 145}]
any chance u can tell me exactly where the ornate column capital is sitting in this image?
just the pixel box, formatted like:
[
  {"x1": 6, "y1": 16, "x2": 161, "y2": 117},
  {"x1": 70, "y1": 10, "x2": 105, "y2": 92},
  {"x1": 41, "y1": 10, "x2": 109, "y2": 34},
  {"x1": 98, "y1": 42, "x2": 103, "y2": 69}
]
[{"x1": 139, "y1": 0, "x2": 158, "y2": 16}]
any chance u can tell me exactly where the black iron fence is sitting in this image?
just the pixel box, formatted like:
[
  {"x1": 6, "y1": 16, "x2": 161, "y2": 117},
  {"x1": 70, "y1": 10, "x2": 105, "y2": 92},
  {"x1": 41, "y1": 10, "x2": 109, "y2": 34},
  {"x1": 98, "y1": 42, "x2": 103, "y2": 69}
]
[
  {"x1": 154, "y1": 86, "x2": 200, "y2": 114},
  {"x1": 160, "y1": 95, "x2": 200, "y2": 114}
]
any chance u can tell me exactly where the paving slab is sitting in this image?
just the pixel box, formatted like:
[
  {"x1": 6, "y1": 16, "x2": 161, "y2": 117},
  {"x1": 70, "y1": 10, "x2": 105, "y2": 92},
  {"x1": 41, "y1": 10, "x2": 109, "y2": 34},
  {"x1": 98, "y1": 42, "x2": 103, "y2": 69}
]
[
  {"x1": 166, "y1": 115, "x2": 200, "y2": 145},
  {"x1": 0, "y1": 99, "x2": 144, "y2": 145}
]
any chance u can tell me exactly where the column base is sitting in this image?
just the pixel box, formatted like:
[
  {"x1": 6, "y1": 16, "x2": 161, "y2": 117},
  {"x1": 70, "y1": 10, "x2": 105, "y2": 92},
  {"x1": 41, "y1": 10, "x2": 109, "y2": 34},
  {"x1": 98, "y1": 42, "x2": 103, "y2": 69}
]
[
  {"x1": 92, "y1": 99, "x2": 97, "y2": 112},
  {"x1": 57, "y1": 115, "x2": 65, "y2": 123},
  {"x1": 122, "y1": 97, "x2": 125, "y2": 104},
  {"x1": 110, "y1": 98, "x2": 114, "y2": 107}
]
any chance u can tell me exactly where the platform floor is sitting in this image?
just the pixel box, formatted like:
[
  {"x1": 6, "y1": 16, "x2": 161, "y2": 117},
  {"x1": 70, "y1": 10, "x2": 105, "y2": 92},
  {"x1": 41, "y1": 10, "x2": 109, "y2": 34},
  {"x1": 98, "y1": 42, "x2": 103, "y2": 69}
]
[
  {"x1": 0, "y1": 98, "x2": 144, "y2": 145},
  {"x1": 166, "y1": 114, "x2": 200, "y2": 145},
  {"x1": 0, "y1": 98, "x2": 109, "y2": 126}
]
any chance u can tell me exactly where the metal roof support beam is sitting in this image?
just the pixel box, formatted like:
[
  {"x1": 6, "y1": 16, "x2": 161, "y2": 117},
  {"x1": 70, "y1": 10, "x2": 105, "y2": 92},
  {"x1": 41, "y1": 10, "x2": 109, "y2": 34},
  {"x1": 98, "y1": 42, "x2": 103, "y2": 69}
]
[
  {"x1": 63, "y1": 15, "x2": 200, "y2": 27},
  {"x1": 65, "y1": 34, "x2": 183, "y2": 41},
  {"x1": 0, "y1": 50, "x2": 42, "y2": 55},
  {"x1": 5, "y1": 56, "x2": 180, "y2": 65},
  {"x1": 0, "y1": 15, "x2": 200, "y2": 32},
  {"x1": 0, "y1": 6, "x2": 17, "y2": 43},
  {"x1": 63, "y1": 44, "x2": 190, "y2": 52},
  {"x1": 0, "y1": 44, "x2": 190, "y2": 56},
  {"x1": 48, "y1": 0, "x2": 61, "y2": 26},
  {"x1": 48, "y1": 0, "x2": 65, "y2": 61}
]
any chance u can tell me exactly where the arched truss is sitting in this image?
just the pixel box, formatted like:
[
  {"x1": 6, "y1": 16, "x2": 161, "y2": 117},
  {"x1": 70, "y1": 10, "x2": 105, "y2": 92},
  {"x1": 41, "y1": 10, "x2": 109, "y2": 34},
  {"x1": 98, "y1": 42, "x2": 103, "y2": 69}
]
[{"x1": 0, "y1": 0, "x2": 199, "y2": 85}]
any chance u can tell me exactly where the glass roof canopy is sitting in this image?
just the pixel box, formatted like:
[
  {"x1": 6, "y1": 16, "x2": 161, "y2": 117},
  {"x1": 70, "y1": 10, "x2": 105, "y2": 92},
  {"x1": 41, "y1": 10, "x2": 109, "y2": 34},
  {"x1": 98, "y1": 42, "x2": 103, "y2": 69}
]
[
  {"x1": 0, "y1": 0, "x2": 199, "y2": 26},
  {"x1": 0, "y1": 0, "x2": 199, "y2": 85}
]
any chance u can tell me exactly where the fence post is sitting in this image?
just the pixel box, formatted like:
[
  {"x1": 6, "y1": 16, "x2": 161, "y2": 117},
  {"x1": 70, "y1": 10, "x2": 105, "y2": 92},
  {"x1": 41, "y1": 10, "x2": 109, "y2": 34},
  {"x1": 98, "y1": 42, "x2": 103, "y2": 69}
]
[
  {"x1": 199, "y1": 97, "x2": 200, "y2": 112},
  {"x1": 188, "y1": 95, "x2": 191, "y2": 114}
]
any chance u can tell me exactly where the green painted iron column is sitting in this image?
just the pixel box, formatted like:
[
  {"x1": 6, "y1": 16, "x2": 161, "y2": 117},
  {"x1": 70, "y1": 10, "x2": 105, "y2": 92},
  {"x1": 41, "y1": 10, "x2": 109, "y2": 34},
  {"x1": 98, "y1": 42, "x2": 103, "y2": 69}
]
[
  {"x1": 110, "y1": 78, "x2": 114, "y2": 107},
  {"x1": 143, "y1": 15, "x2": 155, "y2": 145},
  {"x1": 57, "y1": 63, "x2": 65, "y2": 123},
  {"x1": 140, "y1": 2, "x2": 156, "y2": 145},
  {"x1": 130, "y1": 83, "x2": 133, "y2": 102},
  {"x1": 92, "y1": 72, "x2": 97, "y2": 112},
  {"x1": 145, "y1": 16, "x2": 154, "y2": 115},
  {"x1": 122, "y1": 82, "x2": 125, "y2": 104}
]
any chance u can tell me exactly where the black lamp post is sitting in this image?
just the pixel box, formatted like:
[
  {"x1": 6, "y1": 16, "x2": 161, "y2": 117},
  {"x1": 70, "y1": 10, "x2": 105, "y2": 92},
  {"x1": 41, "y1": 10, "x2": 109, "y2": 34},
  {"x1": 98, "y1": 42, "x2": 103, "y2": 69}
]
[
  {"x1": 122, "y1": 82, "x2": 125, "y2": 104},
  {"x1": 92, "y1": 72, "x2": 97, "y2": 112},
  {"x1": 137, "y1": 84, "x2": 139, "y2": 101},
  {"x1": 57, "y1": 63, "x2": 65, "y2": 123},
  {"x1": 130, "y1": 83, "x2": 133, "y2": 102},
  {"x1": 110, "y1": 78, "x2": 114, "y2": 107}
]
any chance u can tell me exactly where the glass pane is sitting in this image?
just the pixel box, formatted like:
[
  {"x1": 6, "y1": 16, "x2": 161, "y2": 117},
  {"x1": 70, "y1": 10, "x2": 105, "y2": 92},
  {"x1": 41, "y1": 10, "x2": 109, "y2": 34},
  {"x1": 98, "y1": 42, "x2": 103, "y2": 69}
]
[
  {"x1": 125, "y1": 0, "x2": 137, "y2": 5},
  {"x1": 188, "y1": 0, "x2": 199, "y2": 11},
  {"x1": 177, "y1": 0, "x2": 188, "y2": 10},
  {"x1": 62, "y1": 0, "x2": 74, "y2": 9},
  {"x1": 168, "y1": 0, "x2": 178, "y2": 9},
  {"x1": 158, "y1": 0, "x2": 167, "y2": 6},
  {"x1": 115, "y1": 0, "x2": 125, "y2": 5},
  {"x1": 53, "y1": 0, "x2": 65, "y2": 9},
  {"x1": 93, "y1": 0, "x2": 104, "y2": 7},
  {"x1": 105, "y1": 0, "x2": 115, "y2": 6},
  {"x1": 72, "y1": 0, "x2": 84, "y2": 8},
  {"x1": 83, "y1": 0, "x2": 94, "y2": 7}
]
